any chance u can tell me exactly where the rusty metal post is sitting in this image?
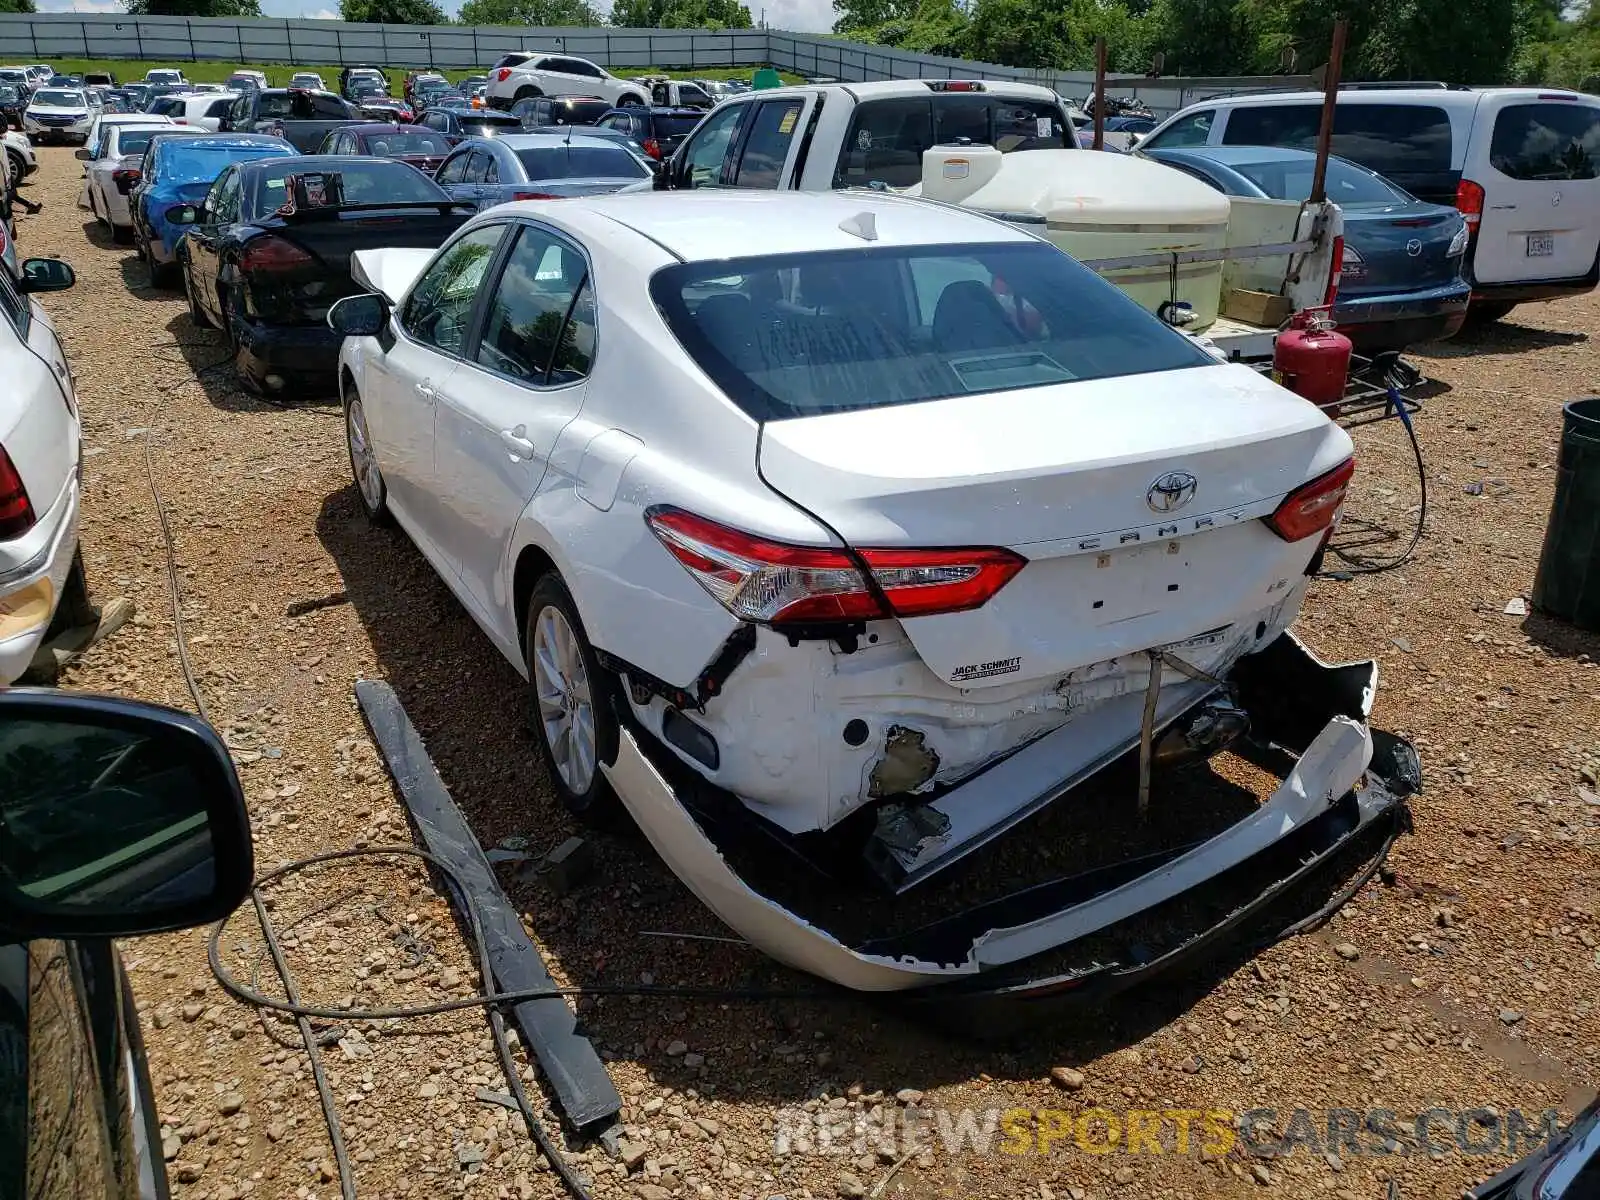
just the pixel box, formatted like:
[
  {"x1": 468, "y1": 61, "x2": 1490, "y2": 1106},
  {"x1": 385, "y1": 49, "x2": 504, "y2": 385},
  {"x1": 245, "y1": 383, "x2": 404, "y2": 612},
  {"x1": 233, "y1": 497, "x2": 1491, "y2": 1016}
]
[
  {"x1": 1092, "y1": 37, "x2": 1107, "y2": 151},
  {"x1": 1308, "y1": 18, "x2": 1348, "y2": 205}
]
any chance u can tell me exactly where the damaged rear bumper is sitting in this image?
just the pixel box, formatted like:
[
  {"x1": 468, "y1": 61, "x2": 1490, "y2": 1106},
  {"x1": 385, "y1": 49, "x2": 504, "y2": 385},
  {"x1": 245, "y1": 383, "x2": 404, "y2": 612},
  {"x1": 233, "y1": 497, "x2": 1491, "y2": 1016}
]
[{"x1": 600, "y1": 632, "x2": 1420, "y2": 994}]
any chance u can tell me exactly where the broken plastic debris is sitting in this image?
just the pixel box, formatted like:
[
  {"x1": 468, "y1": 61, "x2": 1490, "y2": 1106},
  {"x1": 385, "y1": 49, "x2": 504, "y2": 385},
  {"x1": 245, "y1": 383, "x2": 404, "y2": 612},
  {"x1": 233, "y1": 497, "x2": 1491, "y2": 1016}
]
[{"x1": 1503, "y1": 598, "x2": 1528, "y2": 616}]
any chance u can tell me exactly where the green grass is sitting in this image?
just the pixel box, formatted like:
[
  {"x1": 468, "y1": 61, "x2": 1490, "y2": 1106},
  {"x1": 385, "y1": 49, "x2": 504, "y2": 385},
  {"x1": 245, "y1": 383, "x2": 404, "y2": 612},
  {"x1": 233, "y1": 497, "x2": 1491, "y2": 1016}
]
[{"x1": 43, "y1": 57, "x2": 801, "y2": 88}]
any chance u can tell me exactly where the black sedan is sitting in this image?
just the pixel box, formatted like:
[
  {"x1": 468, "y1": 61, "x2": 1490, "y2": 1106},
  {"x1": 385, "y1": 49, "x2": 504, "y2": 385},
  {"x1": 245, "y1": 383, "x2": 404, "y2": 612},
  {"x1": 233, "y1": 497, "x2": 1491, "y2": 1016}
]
[
  {"x1": 416, "y1": 103, "x2": 521, "y2": 140},
  {"x1": 0, "y1": 83, "x2": 23, "y2": 131},
  {"x1": 171, "y1": 155, "x2": 473, "y2": 394}
]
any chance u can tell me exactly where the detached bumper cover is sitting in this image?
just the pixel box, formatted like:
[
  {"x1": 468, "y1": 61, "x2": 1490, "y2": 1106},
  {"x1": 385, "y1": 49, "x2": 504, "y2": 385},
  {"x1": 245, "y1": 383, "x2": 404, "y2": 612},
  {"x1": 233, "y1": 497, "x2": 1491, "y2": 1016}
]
[
  {"x1": 601, "y1": 631, "x2": 1420, "y2": 994},
  {"x1": 232, "y1": 317, "x2": 343, "y2": 393}
]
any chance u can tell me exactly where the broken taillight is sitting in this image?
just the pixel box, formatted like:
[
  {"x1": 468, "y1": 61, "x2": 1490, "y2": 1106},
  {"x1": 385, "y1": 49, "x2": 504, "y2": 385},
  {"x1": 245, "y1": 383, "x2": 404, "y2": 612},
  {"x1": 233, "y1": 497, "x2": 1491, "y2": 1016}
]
[
  {"x1": 641, "y1": 137, "x2": 662, "y2": 159},
  {"x1": 646, "y1": 508, "x2": 1025, "y2": 625},
  {"x1": 0, "y1": 444, "x2": 36, "y2": 540},
  {"x1": 1264, "y1": 458, "x2": 1355, "y2": 542},
  {"x1": 240, "y1": 236, "x2": 315, "y2": 274}
]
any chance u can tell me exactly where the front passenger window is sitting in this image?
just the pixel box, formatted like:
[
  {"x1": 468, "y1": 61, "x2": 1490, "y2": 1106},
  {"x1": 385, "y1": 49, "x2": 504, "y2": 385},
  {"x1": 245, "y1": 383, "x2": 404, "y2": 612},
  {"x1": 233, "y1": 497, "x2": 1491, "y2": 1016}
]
[{"x1": 401, "y1": 225, "x2": 506, "y2": 356}]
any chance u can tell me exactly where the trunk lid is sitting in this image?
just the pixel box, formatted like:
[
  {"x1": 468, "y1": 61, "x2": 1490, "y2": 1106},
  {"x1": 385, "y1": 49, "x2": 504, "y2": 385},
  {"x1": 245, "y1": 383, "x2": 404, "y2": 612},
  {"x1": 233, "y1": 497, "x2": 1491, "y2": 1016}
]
[
  {"x1": 487, "y1": 178, "x2": 645, "y2": 202},
  {"x1": 1340, "y1": 201, "x2": 1465, "y2": 295},
  {"x1": 757, "y1": 363, "x2": 1352, "y2": 687},
  {"x1": 244, "y1": 206, "x2": 469, "y2": 323}
]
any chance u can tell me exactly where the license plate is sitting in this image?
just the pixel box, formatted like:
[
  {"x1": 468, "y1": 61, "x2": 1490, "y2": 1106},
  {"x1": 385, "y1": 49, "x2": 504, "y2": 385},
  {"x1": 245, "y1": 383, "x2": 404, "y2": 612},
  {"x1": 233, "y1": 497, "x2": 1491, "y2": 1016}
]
[{"x1": 1527, "y1": 232, "x2": 1554, "y2": 256}]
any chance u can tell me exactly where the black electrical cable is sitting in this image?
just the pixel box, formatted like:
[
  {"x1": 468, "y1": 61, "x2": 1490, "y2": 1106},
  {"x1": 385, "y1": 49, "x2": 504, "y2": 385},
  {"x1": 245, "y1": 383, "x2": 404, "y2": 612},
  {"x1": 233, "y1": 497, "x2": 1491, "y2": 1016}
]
[{"x1": 1322, "y1": 384, "x2": 1429, "y2": 577}]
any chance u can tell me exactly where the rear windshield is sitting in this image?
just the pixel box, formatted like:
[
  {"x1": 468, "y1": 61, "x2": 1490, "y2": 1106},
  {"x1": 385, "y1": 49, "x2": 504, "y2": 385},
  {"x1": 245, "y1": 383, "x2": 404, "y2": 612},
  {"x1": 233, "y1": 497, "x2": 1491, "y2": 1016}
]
[
  {"x1": 557, "y1": 100, "x2": 611, "y2": 123},
  {"x1": 117, "y1": 129, "x2": 164, "y2": 155},
  {"x1": 0, "y1": 87, "x2": 18, "y2": 103},
  {"x1": 460, "y1": 115, "x2": 522, "y2": 133},
  {"x1": 32, "y1": 90, "x2": 85, "y2": 107},
  {"x1": 1490, "y1": 102, "x2": 1600, "y2": 181},
  {"x1": 651, "y1": 114, "x2": 703, "y2": 137},
  {"x1": 164, "y1": 145, "x2": 292, "y2": 185},
  {"x1": 1222, "y1": 102, "x2": 1453, "y2": 176},
  {"x1": 834, "y1": 96, "x2": 1071, "y2": 189},
  {"x1": 1233, "y1": 155, "x2": 1406, "y2": 204},
  {"x1": 515, "y1": 144, "x2": 649, "y2": 179},
  {"x1": 364, "y1": 131, "x2": 451, "y2": 156},
  {"x1": 0, "y1": 71, "x2": 25, "y2": 84},
  {"x1": 249, "y1": 159, "x2": 446, "y2": 216},
  {"x1": 257, "y1": 91, "x2": 351, "y2": 120},
  {"x1": 148, "y1": 97, "x2": 184, "y2": 116},
  {"x1": 650, "y1": 242, "x2": 1211, "y2": 421}
]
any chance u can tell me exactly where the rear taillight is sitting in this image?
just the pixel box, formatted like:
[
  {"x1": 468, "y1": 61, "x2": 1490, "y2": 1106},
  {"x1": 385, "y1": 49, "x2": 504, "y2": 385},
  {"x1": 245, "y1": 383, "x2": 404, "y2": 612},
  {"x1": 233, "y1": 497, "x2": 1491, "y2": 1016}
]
[
  {"x1": 1339, "y1": 244, "x2": 1366, "y2": 282},
  {"x1": 1265, "y1": 459, "x2": 1355, "y2": 542},
  {"x1": 112, "y1": 167, "x2": 140, "y2": 192},
  {"x1": 642, "y1": 137, "x2": 662, "y2": 159},
  {"x1": 1323, "y1": 235, "x2": 1344, "y2": 307},
  {"x1": 495, "y1": 68, "x2": 512, "y2": 83},
  {"x1": 240, "y1": 236, "x2": 315, "y2": 274},
  {"x1": 510, "y1": 190, "x2": 561, "y2": 200},
  {"x1": 0, "y1": 444, "x2": 35, "y2": 540},
  {"x1": 646, "y1": 508, "x2": 1026, "y2": 625},
  {"x1": 1456, "y1": 178, "x2": 1485, "y2": 231}
]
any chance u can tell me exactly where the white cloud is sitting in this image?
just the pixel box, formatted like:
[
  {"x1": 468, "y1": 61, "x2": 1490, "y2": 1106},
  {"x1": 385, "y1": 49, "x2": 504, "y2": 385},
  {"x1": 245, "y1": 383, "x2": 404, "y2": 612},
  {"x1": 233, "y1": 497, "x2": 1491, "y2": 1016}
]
[
  {"x1": 35, "y1": 0, "x2": 128, "y2": 12},
  {"x1": 304, "y1": 6, "x2": 340, "y2": 15},
  {"x1": 755, "y1": 0, "x2": 835, "y2": 33}
]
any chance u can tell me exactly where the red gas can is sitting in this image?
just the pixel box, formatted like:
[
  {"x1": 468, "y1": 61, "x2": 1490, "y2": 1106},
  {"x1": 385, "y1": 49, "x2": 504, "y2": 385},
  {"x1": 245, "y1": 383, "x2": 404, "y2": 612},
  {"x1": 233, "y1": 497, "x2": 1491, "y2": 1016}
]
[{"x1": 1273, "y1": 308, "x2": 1352, "y2": 417}]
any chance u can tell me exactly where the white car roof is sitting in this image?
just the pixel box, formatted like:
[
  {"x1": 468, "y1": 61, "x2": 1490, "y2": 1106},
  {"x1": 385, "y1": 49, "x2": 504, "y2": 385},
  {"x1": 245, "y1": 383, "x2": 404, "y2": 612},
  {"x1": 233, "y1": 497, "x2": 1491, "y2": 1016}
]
[
  {"x1": 740, "y1": 78, "x2": 1059, "y2": 105},
  {"x1": 519, "y1": 190, "x2": 1034, "y2": 262},
  {"x1": 100, "y1": 112, "x2": 174, "y2": 123},
  {"x1": 1195, "y1": 85, "x2": 1597, "y2": 108}
]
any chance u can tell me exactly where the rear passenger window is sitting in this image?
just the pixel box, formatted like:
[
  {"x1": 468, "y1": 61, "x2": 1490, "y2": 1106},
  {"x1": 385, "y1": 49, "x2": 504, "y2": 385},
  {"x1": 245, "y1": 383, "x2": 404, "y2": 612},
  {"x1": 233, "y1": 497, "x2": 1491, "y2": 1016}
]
[
  {"x1": 1223, "y1": 103, "x2": 1452, "y2": 177},
  {"x1": 1491, "y1": 103, "x2": 1600, "y2": 181},
  {"x1": 734, "y1": 99, "x2": 803, "y2": 188},
  {"x1": 475, "y1": 227, "x2": 592, "y2": 385},
  {"x1": 835, "y1": 98, "x2": 933, "y2": 189}
]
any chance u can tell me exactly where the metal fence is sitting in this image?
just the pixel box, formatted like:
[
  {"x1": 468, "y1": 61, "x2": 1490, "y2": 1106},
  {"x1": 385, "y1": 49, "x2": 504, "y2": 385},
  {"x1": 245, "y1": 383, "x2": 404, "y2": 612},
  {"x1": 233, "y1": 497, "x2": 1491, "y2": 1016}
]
[{"x1": 0, "y1": 13, "x2": 1303, "y2": 117}]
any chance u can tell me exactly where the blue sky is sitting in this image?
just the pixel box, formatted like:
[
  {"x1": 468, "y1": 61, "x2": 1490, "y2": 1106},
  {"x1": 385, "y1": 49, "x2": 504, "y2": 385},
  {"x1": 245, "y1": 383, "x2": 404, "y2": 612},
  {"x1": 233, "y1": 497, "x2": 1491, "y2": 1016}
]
[{"x1": 33, "y1": 0, "x2": 839, "y2": 32}]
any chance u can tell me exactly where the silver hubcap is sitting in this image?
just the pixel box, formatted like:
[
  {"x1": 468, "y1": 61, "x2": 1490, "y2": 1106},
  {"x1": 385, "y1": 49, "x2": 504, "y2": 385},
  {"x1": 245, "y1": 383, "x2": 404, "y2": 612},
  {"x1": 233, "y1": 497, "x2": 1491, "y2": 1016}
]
[
  {"x1": 347, "y1": 396, "x2": 383, "y2": 510},
  {"x1": 533, "y1": 604, "x2": 595, "y2": 796}
]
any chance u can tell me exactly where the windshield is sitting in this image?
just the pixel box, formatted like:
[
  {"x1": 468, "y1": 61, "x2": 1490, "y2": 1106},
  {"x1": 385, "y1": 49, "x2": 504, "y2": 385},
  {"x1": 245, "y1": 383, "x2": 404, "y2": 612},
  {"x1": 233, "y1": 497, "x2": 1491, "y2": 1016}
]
[
  {"x1": 249, "y1": 158, "x2": 447, "y2": 215},
  {"x1": 32, "y1": 90, "x2": 84, "y2": 107},
  {"x1": 0, "y1": 71, "x2": 26, "y2": 84},
  {"x1": 515, "y1": 145, "x2": 650, "y2": 179},
  {"x1": 364, "y1": 131, "x2": 451, "y2": 155},
  {"x1": 1233, "y1": 156, "x2": 1407, "y2": 204},
  {"x1": 148, "y1": 71, "x2": 181, "y2": 83},
  {"x1": 651, "y1": 242, "x2": 1211, "y2": 421},
  {"x1": 164, "y1": 145, "x2": 292, "y2": 186}
]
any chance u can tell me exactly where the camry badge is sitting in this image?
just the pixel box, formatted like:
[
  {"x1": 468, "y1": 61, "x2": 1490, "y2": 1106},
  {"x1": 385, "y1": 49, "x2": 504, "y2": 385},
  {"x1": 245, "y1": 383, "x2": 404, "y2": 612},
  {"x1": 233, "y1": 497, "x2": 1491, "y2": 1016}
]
[{"x1": 1147, "y1": 470, "x2": 1198, "y2": 513}]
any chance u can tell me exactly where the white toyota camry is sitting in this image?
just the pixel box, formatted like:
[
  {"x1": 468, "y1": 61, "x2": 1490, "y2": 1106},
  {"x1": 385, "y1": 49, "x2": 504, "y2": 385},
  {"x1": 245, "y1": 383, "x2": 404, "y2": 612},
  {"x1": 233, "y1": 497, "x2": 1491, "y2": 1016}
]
[{"x1": 333, "y1": 190, "x2": 1417, "y2": 994}]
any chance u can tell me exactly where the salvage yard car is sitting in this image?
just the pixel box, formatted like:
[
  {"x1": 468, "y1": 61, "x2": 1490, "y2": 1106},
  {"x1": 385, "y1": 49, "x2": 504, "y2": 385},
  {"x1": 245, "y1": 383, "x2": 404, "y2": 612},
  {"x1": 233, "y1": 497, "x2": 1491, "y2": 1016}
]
[
  {"x1": 431, "y1": 133, "x2": 652, "y2": 210},
  {"x1": 173, "y1": 157, "x2": 473, "y2": 394},
  {"x1": 80, "y1": 121, "x2": 190, "y2": 244},
  {"x1": 23, "y1": 86, "x2": 94, "y2": 144},
  {"x1": 0, "y1": 259, "x2": 85, "y2": 685},
  {"x1": 330, "y1": 189, "x2": 1419, "y2": 994}
]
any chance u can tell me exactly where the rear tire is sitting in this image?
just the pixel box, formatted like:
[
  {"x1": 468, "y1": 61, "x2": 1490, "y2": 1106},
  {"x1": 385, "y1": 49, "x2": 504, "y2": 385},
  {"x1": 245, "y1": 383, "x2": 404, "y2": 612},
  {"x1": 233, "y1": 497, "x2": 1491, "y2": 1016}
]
[
  {"x1": 618, "y1": 92, "x2": 645, "y2": 107},
  {"x1": 515, "y1": 85, "x2": 541, "y2": 102},
  {"x1": 525, "y1": 574, "x2": 621, "y2": 824}
]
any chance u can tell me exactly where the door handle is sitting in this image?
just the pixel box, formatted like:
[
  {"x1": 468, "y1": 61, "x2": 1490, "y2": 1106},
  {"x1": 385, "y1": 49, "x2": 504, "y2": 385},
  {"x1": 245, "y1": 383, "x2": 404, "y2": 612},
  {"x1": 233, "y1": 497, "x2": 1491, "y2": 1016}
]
[
  {"x1": 499, "y1": 426, "x2": 536, "y2": 460},
  {"x1": 414, "y1": 382, "x2": 436, "y2": 402}
]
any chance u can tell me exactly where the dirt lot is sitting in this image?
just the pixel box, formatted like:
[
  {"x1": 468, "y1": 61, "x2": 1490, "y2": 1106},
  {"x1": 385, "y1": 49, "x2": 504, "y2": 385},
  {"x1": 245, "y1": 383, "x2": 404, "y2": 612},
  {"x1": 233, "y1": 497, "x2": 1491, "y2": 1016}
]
[{"x1": 17, "y1": 143, "x2": 1600, "y2": 1200}]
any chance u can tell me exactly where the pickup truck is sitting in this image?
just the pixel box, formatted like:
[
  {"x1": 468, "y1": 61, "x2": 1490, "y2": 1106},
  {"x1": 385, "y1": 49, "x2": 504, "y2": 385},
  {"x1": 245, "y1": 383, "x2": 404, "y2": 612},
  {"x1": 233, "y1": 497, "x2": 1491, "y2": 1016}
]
[
  {"x1": 217, "y1": 88, "x2": 361, "y2": 152},
  {"x1": 653, "y1": 78, "x2": 1343, "y2": 362}
]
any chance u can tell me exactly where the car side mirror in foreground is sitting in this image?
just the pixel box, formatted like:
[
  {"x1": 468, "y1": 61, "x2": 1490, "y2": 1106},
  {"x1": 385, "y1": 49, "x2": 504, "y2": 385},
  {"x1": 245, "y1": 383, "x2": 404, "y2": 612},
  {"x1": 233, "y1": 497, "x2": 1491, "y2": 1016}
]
[
  {"x1": 74, "y1": 146, "x2": 93, "y2": 161},
  {"x1": 17, "y1": 258, "x2": 75, "y2": 294},
  {"x1": 0, "y1": 689, "x2": 253, "y2": 940},
  {"x1": 327, "y1": 292, "x2": 389, "y2": 337},
  {"x1": 165, "y1": 202, "x2": 200, "y2": 225}
]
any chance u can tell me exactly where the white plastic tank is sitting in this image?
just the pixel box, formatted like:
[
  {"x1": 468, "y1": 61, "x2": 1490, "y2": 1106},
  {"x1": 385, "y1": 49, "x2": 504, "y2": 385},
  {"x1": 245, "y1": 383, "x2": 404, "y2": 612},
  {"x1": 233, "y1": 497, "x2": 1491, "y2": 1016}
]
[
  {"x1": 923, "y1": 149, "x2": 1233, "y2": 329},
  {"x1": 921, "y1": 143, "x2": 1005, "y2": 205}
]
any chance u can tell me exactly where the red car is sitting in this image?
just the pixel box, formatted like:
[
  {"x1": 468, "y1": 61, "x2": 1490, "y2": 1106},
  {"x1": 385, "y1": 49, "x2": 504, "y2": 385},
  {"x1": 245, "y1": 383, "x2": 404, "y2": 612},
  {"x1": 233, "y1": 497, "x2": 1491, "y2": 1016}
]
[{"x1": 315, "y1": 123, "x2": 454, "y2": 174}]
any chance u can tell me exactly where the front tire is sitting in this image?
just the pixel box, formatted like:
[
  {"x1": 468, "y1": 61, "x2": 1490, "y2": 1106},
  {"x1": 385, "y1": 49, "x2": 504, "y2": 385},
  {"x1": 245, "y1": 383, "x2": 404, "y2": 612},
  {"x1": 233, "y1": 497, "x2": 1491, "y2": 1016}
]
[
  {"x1": 526, "y1": 575, "x2": 620, "y2": 823},
  {"x1": 343, "y1": 383, "x2": 391, "y2": 525},
  {"x1": 4, "y1": 150, "x2": 22, "y2": 182}
]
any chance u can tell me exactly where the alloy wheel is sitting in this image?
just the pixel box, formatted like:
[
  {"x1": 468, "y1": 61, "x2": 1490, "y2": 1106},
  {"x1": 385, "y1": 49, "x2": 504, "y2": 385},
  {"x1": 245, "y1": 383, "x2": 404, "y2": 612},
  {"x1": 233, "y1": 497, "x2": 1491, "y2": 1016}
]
[
  {"x1": 347, "y1": 396, "x2": 383, "y2": 512},
  {"x1": 532, "y1": 604, "x2": 596, "y2": 796}
]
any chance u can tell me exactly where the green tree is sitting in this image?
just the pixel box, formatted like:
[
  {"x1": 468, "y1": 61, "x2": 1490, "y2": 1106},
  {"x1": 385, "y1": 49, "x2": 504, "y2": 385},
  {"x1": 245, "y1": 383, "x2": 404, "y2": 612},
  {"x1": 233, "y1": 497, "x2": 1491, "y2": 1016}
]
[
  {"x1": 0, "y1": 0, "x2": 36, "y2": 13},
  {"x1": 125, "y1": 0, "x2": 263, "y2": 14},
  {"x1": 460, "y1": 0, "x2": 602, "y2": 23},
  {"x1": 610, "y1": 0, "x2": 753, "y2": 27},
  {"x1": 340, "y1": 0, "x2": 447, "y2": 23}
]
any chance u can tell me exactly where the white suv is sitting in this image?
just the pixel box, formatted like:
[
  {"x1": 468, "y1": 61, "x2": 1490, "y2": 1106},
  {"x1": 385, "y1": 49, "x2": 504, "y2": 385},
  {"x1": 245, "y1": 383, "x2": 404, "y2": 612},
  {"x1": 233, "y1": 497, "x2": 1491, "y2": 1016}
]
[
  {"x1": 1140, "y1": 86, "x2": 1600, "y2": 322},
  {"x1": 485, "y1": 52, "x2": 646, "y2": 111}
]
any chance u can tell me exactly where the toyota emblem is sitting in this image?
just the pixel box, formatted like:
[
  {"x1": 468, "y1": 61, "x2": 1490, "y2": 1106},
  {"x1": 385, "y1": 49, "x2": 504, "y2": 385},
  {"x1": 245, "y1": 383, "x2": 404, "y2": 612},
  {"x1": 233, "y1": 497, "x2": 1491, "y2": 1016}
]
[
  {"x1": 1406, "y1": 238, "x2": 1423, "y2": 257},
  {"x1": 1147, "y1": 470, "x2": 1198, "y2": 513}
]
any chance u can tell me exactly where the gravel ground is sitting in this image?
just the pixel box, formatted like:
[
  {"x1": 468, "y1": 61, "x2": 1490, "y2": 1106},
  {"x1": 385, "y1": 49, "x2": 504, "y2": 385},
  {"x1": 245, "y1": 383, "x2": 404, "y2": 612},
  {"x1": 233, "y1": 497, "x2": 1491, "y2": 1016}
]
[{"x1": 17, "y1": 144, "x2": 1600, "y2": 1200}]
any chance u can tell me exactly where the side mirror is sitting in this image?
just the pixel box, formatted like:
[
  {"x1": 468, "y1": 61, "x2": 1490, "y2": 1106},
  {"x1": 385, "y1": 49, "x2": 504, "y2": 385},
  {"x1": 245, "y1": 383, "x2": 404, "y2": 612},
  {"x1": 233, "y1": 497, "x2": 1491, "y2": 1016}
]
[
  {"x1": 74, "y1": 146, "x2": 93, "y2": 161},
  {"x1": 17, "y1": 258, "x2": 76, "y2": 294},
  {"x1": 165, "y1": 203, "x2": 199, "y2": 225},
  {"x1": 0, "y1": 689, "x2": 252, "y2": 940},
  {"x1": 328, "y1": 292, "x2": 388, "y2": 337}
]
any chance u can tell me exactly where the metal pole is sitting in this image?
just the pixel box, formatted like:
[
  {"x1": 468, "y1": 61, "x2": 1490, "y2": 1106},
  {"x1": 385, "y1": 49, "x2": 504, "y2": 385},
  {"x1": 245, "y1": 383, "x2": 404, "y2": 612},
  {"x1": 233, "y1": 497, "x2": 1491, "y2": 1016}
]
[
  {"x1": 1092, "y1": 37, "x2": 1106, "y2": 151},
  {"x1": 1308, "y1": 18, "x2": 1347, "y2": 205}
]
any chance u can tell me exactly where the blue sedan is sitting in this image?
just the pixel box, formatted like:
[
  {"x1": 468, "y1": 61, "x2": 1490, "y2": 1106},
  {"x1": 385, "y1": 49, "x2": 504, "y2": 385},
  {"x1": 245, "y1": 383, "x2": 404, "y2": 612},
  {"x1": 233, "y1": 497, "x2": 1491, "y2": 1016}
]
[
  {"x1": 1142, "y1": 145, "x2": 1471, "y2": 353},
  {"x1": 133, "y1": 132, "x2": 297, "y2": 287}
]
